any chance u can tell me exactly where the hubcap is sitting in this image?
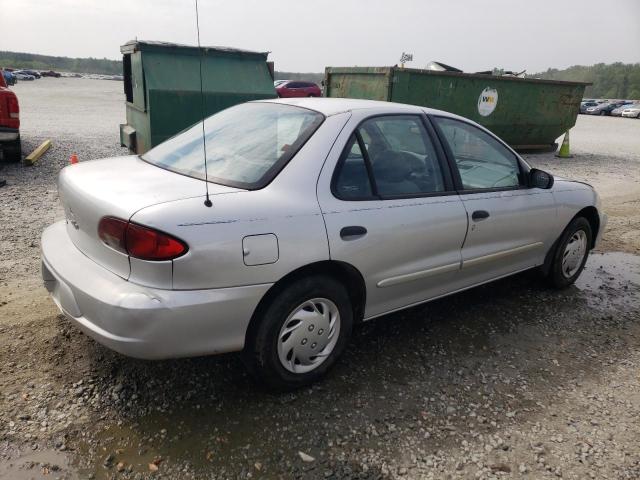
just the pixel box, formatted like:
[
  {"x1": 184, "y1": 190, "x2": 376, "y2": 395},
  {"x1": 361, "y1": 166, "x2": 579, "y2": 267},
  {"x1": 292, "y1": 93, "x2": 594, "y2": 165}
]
[
  {"x1": 562, "y1": 229, "x2": 588, "y2": 278},
  {"x1": 277, "y1": 298, "x2": 341, "y2": 374}
]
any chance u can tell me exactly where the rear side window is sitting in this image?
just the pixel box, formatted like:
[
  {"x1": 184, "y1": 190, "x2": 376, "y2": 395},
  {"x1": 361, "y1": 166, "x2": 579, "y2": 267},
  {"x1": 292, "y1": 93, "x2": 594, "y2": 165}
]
[
  {"x1": 433, "y1": 117, "x2": 522, "y2": 190},
  {"x1": 143, "y1": 103, "x2": 324, "y2": 189},
  {"x1": 333, "y1": 136, "x2": 373, "y2": 200},
  {"x1": 333, "y1": 115, "x2": 447, "y2": 199}
]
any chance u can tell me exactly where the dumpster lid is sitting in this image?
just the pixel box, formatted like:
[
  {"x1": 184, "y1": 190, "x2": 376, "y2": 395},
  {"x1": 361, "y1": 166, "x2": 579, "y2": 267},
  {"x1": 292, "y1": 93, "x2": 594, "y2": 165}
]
[
  {"x1": 324, "y1": 66, "x2": 592, "y2": 87},
  {"x1": 120, "y1": 40, "x2": 269, "y2": 58}
]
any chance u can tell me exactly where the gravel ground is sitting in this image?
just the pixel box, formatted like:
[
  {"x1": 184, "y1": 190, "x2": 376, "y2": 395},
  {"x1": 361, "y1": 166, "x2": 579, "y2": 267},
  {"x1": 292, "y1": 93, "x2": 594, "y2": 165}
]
[{"x1": 1, "y1": 78, "x2": 639, "y2": 479}]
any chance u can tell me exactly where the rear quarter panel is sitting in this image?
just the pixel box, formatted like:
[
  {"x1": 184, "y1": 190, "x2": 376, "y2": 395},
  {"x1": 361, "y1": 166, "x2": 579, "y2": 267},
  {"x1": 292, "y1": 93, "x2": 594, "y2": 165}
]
[{"x1": 130, "y1": 111, "x2": 352, "y2": 290}]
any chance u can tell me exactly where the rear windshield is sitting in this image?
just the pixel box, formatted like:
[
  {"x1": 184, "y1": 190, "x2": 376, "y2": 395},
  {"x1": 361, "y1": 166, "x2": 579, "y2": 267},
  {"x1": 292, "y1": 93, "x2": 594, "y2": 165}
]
[{"x1": 142, "y1": 102, "x2": 324, "y2": 189}]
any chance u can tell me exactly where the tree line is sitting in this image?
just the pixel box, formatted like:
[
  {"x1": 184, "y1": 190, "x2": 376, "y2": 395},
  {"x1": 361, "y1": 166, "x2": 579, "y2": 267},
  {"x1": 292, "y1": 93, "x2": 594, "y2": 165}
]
[
  {"x1": 2, "y1": 49, "x2": 638, "y2": 99},
  {"x1": 0, "y1": 50, "x2": 325, "y2": 82},
  {"x1": 0, "y1": 51, "x2": 122, "y2": 75},
  {"x1": 530, "y1": 62, "x2": 640, "y2": 100}
]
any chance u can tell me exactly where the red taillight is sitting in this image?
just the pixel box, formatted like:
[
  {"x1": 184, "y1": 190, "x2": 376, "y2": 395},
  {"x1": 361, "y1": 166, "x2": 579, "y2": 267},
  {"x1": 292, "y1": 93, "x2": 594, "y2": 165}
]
[
  {"x1": 125, "y1": 222, "x2": 187, "y2": 260},
  {"x1": 8, "y1": 96, "x2": 19, "y2": 119},
  {"x1": 98, "y1": 217, "x2": 187, "y2": 261},
  {"x1": 98, "y1": 217, "x2": 128, "y2": 253}
]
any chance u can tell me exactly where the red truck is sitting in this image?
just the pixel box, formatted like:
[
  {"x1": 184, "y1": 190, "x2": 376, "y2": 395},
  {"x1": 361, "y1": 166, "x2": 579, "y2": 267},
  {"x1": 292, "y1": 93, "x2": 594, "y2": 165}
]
[{"x1": 0, "y1": 71, "x2": 21, "y2": 162}]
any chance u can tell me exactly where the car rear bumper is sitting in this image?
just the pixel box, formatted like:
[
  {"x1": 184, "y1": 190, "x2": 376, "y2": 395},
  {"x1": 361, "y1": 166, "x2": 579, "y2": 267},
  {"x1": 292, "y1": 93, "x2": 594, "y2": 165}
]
[
  {"x1": 0, "y1": 127, "x2": 19, "y2": 142},
  {"x1": 41, "y1": 221, "x2": 271, "y2": 359}
]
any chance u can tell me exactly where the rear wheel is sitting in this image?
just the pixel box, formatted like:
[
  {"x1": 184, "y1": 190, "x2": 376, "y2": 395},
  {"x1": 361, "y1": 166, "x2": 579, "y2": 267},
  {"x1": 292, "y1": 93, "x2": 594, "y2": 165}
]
[
  {"x1": 243, "y1": 275, "x2": 353, "y2": 390},
  {"x1": 600, "y1": 110, "x2": 606, "y2": 116},
  {"x1": 546, "y1": 217, "x2": 592, "y2": 289}
]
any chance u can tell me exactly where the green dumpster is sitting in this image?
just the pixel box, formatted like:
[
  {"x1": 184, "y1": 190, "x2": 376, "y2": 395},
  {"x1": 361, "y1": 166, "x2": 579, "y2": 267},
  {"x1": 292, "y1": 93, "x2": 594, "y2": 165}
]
[
  {"x1": 119, "y1": 40, "x2": 276, "y2": 154},
  {"x1": 324, "y1": 66, "x2": 590, "y2": 151}
]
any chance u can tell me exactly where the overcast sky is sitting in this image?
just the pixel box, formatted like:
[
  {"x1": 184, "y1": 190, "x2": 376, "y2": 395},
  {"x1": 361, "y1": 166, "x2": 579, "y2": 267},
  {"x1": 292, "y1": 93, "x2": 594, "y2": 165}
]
[{"x1": 1, "y1": 0, "x2": 639, "y2": 73}]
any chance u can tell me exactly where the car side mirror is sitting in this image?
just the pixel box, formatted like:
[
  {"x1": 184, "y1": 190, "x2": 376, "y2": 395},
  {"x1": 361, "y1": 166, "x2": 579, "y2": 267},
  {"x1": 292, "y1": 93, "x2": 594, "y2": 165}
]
[{"x1": 529, "y1": 168, "x2": 554, "y2": 189}]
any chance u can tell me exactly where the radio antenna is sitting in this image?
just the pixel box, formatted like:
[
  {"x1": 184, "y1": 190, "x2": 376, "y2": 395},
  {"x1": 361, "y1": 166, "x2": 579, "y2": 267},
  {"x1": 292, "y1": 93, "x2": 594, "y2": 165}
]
[{"x1": 195, "y1": 0, "x2": 212, "y2": 207}]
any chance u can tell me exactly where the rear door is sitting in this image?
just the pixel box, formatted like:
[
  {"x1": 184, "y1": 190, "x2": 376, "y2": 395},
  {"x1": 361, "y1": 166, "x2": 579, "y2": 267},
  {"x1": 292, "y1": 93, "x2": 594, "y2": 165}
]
[
  {"x1": 431, "y1": 115, "x2": 557, "y2": 286},
  {"x1": 300, "y1": 82, "x2": 315, "y2": 96},
  {"x1": 317, "y1": 111, "x2": 468, "y2": 319}
]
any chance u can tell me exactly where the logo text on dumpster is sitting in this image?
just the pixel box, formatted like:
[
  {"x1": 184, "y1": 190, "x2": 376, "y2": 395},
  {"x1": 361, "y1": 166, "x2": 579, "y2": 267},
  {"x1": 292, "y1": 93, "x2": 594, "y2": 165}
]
[{"x1": 477, "y1": 87, "x2": 498, "y2": 117}]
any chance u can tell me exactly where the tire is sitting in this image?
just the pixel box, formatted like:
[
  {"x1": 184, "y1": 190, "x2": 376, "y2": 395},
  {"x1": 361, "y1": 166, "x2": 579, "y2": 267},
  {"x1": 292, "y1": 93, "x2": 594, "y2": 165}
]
[
  {"x1": 546, "y1": 217, "x2": 592, "y2": 289},
  {"x1": 600, "y1": 110, "x2": 606, "y2": 116},
  {"x1": 1, "y1": 137, "x2": 21, "y2": 163},
  {"x1": 243, "y1": 275, "x2": 353, "y2": 390}
]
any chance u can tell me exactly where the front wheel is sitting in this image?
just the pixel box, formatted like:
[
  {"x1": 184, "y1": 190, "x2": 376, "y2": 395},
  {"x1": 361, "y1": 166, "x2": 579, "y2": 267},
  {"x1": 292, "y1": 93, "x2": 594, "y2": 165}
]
[
  {"x1": 243, "y1": 275, "x2": 353, "y2": 390},
  {"x1": 546, "y1": 217, "x2": 592, "y2": 289}
]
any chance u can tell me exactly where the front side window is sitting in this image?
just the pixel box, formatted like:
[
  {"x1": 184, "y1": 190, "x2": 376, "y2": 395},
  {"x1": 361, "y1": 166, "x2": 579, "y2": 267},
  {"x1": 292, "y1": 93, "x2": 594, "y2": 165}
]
[
  {"x1": 143, "y1": 103, "x2": 324, "y2": 189},
  {"x1": 433, "y1": 117, "x2": 522, "y2": 190},
  {"x1": 333, "y1": 115, "x2": 446, "y2": 199}
]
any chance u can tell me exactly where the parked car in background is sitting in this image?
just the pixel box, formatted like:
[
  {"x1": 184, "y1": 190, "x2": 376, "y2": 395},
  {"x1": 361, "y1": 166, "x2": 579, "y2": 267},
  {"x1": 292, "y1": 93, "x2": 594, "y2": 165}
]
[
  {"x1": 621, "y1": 104, "x2": 640, "y2": 118},
  {"x1": 13, "y1": 72, "x2": 35, "y2": 81},
  {"x1": 610, "y1": 102, "x2": 636, "y2": 116},
  {"x1": 1, "y1": 70, "x2": 16, "y2": 86},
  {"x1": 20, "y1": 69, "x2": 41, "y2": 79},
  {"x1": 40, "y1": 70, "x2": 61, "y2": 78},
  {"x1": 41, "y1": 98, "x2": 606, "y2": 389},
  {"x1": 585, "y1": 102, "x2": 625, "y2": 116},
  {"x1": 0, "y1": 71, "x2": 21, "y2": 162},
  {"x1": 580, "y1": 101, "x2": 598, "y2": 114},
  {"x1": 276, "y1": 80, "x2": 322, "y2": 98}
]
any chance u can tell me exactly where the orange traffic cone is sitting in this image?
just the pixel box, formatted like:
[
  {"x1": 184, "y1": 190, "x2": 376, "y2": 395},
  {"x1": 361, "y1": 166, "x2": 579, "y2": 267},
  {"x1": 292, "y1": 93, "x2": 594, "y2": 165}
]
[{"x1": 69, "y1": 153, "x2": 79, "y2": 164}]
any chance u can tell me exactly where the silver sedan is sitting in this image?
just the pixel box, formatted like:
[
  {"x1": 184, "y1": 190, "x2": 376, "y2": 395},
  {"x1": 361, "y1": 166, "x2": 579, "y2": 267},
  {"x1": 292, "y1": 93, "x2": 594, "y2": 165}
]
[
  {"x1": 621, "y1": 104, "x2": 640, "y2": 118},
  {"x1": 41, "y1": 98, "x2": 606, "y2": 389}
]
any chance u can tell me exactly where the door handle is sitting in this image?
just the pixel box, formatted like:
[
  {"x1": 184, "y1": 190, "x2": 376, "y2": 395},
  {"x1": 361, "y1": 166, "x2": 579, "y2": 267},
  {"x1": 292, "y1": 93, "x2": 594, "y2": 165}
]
[
  {"x1": 340, "y1": 226, "x2": 367, "y2": 240},
  {"x1": 471, "y1": 210, "x2": 490, "y2": 221}
]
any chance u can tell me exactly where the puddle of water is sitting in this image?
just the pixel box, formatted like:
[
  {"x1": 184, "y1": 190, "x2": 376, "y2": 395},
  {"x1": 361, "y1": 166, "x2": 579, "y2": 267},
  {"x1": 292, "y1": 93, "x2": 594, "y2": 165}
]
[
  {"x1": 574, "y1": 251, "x2": 640, "y2": 308},
  {"x1": 29, "y1": 252, "x2": 640, "y2": 479},
  {"x1": 74, "y1": 393, "x2": 330, "y2": 478},
  {"x1": 0, "y1": 449, "x2": 77, "y2": 480}
]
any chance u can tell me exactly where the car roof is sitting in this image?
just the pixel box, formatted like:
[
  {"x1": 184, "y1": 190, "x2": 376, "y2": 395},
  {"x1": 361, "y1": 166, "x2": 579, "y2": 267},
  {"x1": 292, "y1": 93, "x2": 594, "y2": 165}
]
[{"x1": 257, "y1": 97, "x2": 451, "y2": 117}]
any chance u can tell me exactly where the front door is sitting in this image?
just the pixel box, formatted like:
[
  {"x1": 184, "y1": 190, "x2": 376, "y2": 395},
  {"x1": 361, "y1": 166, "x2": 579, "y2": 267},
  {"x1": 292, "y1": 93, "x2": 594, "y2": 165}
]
[
  {"x1": 317, "y1": 112, "x2": 468, "y2": 319},
  {"x1": 431, "y1": 116, "x2": 557, "y2": 286}
]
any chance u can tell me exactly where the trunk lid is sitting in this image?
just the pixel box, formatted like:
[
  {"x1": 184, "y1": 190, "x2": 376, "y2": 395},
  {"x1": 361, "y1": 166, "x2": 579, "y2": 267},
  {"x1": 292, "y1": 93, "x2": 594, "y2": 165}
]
[{"x1": 58, "y1": 155, "x2": 240, "y2": 278}]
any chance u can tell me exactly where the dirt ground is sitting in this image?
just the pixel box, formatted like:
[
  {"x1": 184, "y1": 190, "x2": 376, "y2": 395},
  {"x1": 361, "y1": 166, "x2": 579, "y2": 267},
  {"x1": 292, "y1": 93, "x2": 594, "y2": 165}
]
[{"x1": 0, "y1": 78, "x2": 639, "y2": 479}]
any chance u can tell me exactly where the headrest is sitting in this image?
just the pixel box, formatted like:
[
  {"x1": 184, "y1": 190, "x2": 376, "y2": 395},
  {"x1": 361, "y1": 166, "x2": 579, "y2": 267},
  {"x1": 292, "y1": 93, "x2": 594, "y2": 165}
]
[{"x1": 371, "y1": 150, "x2": 412, "y2": 183}]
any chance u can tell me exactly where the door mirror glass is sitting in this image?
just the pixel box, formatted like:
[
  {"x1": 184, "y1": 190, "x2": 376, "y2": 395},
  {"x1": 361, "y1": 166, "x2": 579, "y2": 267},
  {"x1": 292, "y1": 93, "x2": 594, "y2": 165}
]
[{"x1": 529, "y1": 168, "x2": 554, "y2": 189}]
